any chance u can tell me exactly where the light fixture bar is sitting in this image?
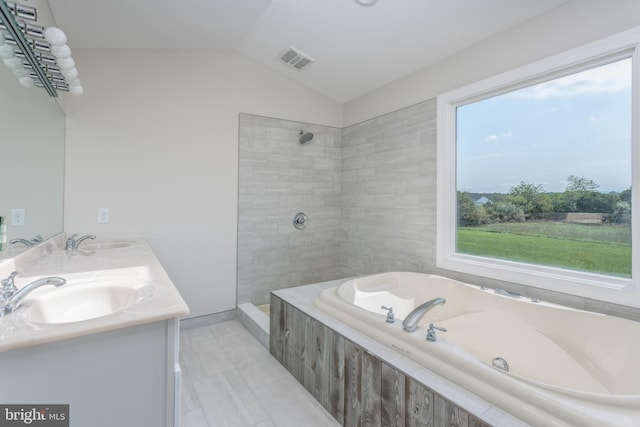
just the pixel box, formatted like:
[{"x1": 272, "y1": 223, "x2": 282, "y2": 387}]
[
  {"x1": 0, "y1": 0, "x2": 56, "y2": 96},
  {"x1": 5, "y1": 1, "x2": 35, "y2": 21}
]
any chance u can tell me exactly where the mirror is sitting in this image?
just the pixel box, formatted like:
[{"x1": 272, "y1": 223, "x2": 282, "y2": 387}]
[{"x1": 0, "y1": 60, "x2": 65, "y2": 259}]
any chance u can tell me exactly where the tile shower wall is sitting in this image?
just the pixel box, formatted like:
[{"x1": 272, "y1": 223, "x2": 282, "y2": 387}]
[
  {"x1": 339, "y1": 101, "x2": 437, "y2": 276},
  {"x1": 238, "y1": 114, "x2": 343, "y2": 305}
]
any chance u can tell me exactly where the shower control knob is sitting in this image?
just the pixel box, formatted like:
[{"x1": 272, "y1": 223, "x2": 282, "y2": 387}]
[{"x1": 293, "y1": 212, "x2": 308, "y2": 229}]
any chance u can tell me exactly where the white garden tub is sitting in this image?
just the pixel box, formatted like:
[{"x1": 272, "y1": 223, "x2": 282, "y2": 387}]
[{"x1": 314, "y1": 272, "x2": 640, "y2": 426}]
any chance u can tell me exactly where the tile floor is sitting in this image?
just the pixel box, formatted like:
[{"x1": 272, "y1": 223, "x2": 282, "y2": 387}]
[{"x1": 180, "y1": 319, "x2": 340, "y2": 427}]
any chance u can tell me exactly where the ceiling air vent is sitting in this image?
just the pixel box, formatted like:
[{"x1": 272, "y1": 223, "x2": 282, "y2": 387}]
[{"x1": 278, "y1": 47, "x2": 314, "y2": 71}]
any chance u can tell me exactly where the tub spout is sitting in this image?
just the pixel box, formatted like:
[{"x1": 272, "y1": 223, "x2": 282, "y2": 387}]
[{"x1": 402, "y1": 297, "x2": 446, "y2": 332}]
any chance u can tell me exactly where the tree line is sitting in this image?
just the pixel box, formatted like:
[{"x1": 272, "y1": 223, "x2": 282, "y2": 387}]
[{"x1": 459, "y1": 175, "x2": 631, "y2": 226}]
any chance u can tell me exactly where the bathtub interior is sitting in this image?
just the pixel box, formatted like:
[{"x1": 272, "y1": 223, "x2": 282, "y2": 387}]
[
  {"x1": 440, "y1": 311, "x2": 611, "y2": 395},
  {"x1": 340, "y1": 272, "x2": 472, "y2": 321},
  {"x1": 328, "y1": 272, "x2": 640, "y2": 398}
]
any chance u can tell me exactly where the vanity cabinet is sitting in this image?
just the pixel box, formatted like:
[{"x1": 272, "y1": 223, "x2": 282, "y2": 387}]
[
  {"x1": 0, "y1": 237, "x2": 188, "y2": 426},
  {"x1": 0, "y1": 318, "x2": 181, "y2": 427}
]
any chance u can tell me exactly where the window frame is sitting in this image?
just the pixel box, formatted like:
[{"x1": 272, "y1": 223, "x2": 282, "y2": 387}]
[{"x1": 436, "y1": 27, "x2": 640, "y2": 308}]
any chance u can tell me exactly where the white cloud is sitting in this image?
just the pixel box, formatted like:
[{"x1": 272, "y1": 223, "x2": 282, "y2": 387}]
[
  {"x1": 484, "y1": 131, "x2": 512, "y2": 141},
  {"x1": 509, "y1": 58, "x2": 631, "y2": 100}
]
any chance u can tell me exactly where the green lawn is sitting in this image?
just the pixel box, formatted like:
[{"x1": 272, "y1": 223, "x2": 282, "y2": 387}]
[{"x1": 457, "y1": 223, "x2": 631, "y2": 277}]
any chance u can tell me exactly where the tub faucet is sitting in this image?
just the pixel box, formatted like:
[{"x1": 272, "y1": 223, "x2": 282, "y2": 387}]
[
  {"x1": 426, "y1": 323, "x2": 447, "y2": 342},
  {"x1": 402, "y1": 297, "x2": 446, "y2": 332},
  {"x1": 65, "y1": 234, "x2": 96, "y2": 250},
  {"x1": 381, "y1": 305, "x2": 395, "y2": 323},
  {"x1": 0, "y1": 271, "x2": 66, "y2": 316}
]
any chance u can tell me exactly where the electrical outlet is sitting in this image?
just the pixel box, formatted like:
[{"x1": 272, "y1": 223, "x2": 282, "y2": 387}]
[
  {"x1": 97, "y1": 208, "x2": 110, "y2": 224},
  {"x1": 11, "y1": 209, "x2": 25, "y2": 226}
]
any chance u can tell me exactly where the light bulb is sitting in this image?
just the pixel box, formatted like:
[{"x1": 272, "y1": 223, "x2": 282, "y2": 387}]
[
  {"x1": 62, "y1": 67, "x2": 78, "y2": 79},
  {"x1": 44, "y1": 27, "x2": 67, "y2": 46},
  {"x1": 51, "y1": 44, "x2": 71, "y2": 59},
  {"x1": 0, "y1": 43, "x2": 14, "y2": 59},
  {"x1": 3, "y1": 57, "x2": 22, "y2": 70},
  {"x1": 69, "y1": 85, "x2": 83, "y2": 95},
  {"x1": 11, "y1": 67, "x2": 27, "y2": 77},
  {"x1": 19, "y1": 76, "x2": 34, "y2": 88},
  {"x1": 57, "y1": 57, "x2": 75, "y2": 70},
  {"x1": 67, "y1": 77, "x2": 80, "y2": 87}
]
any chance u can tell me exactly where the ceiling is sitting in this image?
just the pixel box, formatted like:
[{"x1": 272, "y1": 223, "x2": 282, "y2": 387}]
[{"x1": 47, "y1": 0, "x2": 569, "y2": 103}]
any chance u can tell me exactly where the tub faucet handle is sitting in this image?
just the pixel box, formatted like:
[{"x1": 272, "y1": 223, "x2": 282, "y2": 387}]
[
  {"x1": 381, "y1": 305, "x2": 395, "y2": 323},
  {"x1": 426, "y1": 323, "x2": 447, "y2": 342}
]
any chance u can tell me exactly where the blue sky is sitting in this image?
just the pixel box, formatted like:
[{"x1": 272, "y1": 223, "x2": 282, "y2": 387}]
[{"x1": 456, "y1": 58, "x2": 632, "y2": 194}]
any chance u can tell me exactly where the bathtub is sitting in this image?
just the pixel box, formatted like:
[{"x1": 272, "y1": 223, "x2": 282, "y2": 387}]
[{"x1": 314, "y1": 272, "x2": 640, "y2": 427}]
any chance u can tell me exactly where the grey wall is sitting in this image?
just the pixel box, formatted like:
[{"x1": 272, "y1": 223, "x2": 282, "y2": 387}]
[
  {"x1": 238, "y1": 114, "x2": 342, "y2": 305},
  {"x1": 339, "y1": 101, "x2": 436, "y2": 276}
]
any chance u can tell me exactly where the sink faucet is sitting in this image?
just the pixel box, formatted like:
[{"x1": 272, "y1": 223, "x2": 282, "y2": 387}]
[
  {"x1": 10, "y1": 239, "x2": 34, "y2": 247},
  {"x1": 0, "y1": 271, "x2": 66, "y2": 316},
  {"x1": 10, "y1": 235, "x2": 43, "y2": 247},
  {"x1": 402, "y1": 297, "x2": 446, "y2": 332},
  {"x1": 65, "y1": 234, "x2": 96, "y2": 250}
]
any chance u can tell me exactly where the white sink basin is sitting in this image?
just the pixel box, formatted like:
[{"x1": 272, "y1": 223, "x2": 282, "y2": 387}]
[{"x1": 19, "y1": 278, "x2": 153, "y2": 324}]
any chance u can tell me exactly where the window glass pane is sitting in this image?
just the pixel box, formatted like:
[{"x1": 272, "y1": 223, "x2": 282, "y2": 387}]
[{"x1": 456, "y1": 58, "x2": 632, "y2": 278}]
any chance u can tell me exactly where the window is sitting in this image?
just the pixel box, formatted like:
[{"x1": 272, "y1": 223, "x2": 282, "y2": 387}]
[{"x1": 437, "y1": 29, "x2": 640, "y2": 307}]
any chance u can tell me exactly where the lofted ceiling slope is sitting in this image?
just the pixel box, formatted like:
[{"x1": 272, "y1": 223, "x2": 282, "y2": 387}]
[{"x1": 48, "y1": 0, "x2": 569, "y2": 102}]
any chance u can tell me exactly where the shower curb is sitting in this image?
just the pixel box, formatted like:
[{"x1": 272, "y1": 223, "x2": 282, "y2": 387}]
[{"x1": 237, "y1": 303, "x2": 270, "y2": 349}]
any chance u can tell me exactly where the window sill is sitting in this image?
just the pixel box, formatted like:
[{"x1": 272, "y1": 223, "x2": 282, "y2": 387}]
[{"x1": 437, "y1": 253, "x2": 640, "y2": 309}]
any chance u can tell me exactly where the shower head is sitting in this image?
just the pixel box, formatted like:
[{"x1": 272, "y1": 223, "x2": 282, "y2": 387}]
[{"x1": 299, "y1": 130, "x2": 314, "y2": 144}]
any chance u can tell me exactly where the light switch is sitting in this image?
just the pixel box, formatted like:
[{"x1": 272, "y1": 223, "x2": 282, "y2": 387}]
[{"x1": 11, "y1": 209, "x2": 25, "y2": 226}]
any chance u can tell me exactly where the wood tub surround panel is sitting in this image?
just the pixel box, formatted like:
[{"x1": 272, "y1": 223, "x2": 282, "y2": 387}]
[{"x1": 270, "y1": 294, "x2": 491, "y2": 427}]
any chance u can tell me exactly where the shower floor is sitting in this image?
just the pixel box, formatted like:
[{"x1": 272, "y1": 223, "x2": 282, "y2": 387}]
[{"x1": 256, "y1": 303, "x2": 270, "y2": 316}]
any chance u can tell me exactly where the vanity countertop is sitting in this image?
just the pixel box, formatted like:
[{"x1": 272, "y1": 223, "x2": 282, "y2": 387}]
[{"x1": 0, "y1": 234, "x2": 189, "y2": 352}]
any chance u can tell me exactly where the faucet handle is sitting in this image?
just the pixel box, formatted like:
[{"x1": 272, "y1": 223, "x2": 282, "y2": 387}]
[
  {"x1": 426, "y1": 323, "x2": 447, "y2": 342},
  {"x1": 65, "y1": 234, "x2": 78, "y2": 250},
  {"x1": 381, "y1": 305, "x2": 395, "y2": 323},
  {"x1": 1, "y1": 271, "x2": 19, "y2": 299}
]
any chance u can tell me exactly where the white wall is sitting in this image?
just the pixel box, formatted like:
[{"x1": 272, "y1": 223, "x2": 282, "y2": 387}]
[
  {"x1": 63, "y1": 49, "x2": 342, "y2": 318},
  {"x1": 343, "y1": 0, "x2": 640, "y2": 126}
]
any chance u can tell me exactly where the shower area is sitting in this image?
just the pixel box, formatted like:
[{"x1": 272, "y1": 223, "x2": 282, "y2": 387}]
[
  {"x1": 237, "y1": 114, "x2": 343, "y2": 339},
  {"x1": 237, "y1": 103, "x2": 435, "y2": 343}
]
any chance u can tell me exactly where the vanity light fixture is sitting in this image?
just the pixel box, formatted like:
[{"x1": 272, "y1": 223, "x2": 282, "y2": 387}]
[
  {"x1": 355, "y1": 0, "x2": 378, "y2": 6},
  {"x1": 0, "y1": 0, "x2": 82, "y2": 96}
]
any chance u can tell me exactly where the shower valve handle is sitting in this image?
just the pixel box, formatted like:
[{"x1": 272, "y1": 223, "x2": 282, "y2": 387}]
[{"x1": 293, "y1": 212, "x2": 307, "y2": 229}]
